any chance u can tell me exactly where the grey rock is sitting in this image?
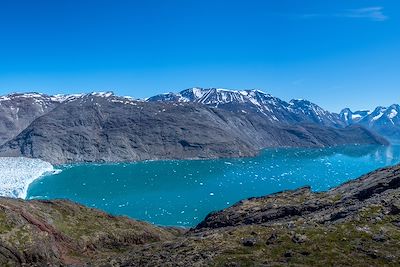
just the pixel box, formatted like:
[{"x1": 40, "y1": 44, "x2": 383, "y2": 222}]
[
  {"x1": 291, "y1": 233, "x2": 308, "y2": 244},
  {"x1": 195, "y1": 164, "x2": 400, "y2": 230},
  {"x1": 372, "y1": 233, "x2": 387, "y2": 242},
  {"x1": 390, "y1": 202, "x2": 400, "y2": 215},
  {"x1": 284, "y1": 250, "x2": 293, "y2": 257},
  {"x1": 266, "y1": 232, "x2": 278, "y2": 245},
  {"x1": 241, "y1": 237, "x2": 257, "y2": 247},
  {"x1": 0, "y1": 93, "x2": 388, "y2": 164}
]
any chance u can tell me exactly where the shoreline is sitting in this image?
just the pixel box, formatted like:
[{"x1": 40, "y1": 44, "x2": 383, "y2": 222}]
[
  {"x1": 41, "y1": 143, "x2": 391, "y2": 167},
  {"x1": 23, "y1": 144, "x2": 400, "y2": 227}
]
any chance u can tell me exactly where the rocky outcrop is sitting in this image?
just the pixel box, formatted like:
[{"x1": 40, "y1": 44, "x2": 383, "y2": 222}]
[
  {"x1": 196, "y1": 164, "x2": 400, "y2": 230},
  {"x1": 0, "y1": 94, "x2": 388, "y2": 164},
  {"x1": 1, "y1": 164, "x2": 400, "y2": 266}
]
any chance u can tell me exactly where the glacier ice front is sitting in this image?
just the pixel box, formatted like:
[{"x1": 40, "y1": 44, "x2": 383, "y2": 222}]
[{"x1": 0, "y1": 157, "x2": 57, "y2": 199}]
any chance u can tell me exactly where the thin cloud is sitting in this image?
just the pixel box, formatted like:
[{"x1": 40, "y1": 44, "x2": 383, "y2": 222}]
[
  {"x1": 339, "y1": 7, "x2": 388, "y2": 21},
  {"x1": 298, "y1": 6, "x2": 388, "y2": 22}
]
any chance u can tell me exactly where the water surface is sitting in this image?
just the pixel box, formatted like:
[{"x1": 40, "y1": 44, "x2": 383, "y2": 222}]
[{"x1": 27, "y1": 145, "x2": 400, "y2": 226}]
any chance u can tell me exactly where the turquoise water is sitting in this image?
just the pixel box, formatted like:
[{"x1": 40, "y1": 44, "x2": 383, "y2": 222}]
[{"x1": 27, "y1": 145, "x2": 400, "y2": 227}]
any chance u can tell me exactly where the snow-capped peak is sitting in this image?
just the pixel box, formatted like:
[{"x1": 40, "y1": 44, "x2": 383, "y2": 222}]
[
  {"x1": 339, "y1": 108, "x2": 372, "y2": 124},
  {"x1": 89, "y1": 91, "x2": 114, "y2": 97},
  {"x1": 0, "y1": 92, "x2": 61, "y2": 109},
  {"x1": 0, "y1": 92, "x2": 48, "y2": 101},
  {"x1": 341, "y1": 104, "x2": 399, "y2": 130},
  {"x1": 146, "y1": 87, "x2": 344, "y2": 126},
  {"x1": 50, "y1": 94, "x2": 85, "y2": 102},
  {"x1": 288, "y1": 99, "x2": 341, "y2": 125},
  {"x1": 178, "y1": 88, "x2": 283, "y2": 109},
  {"x1": 289, "y1": 99, "x2": 328, "y2": 115},
  {"x1": 147, "y1": 87, "x2": 272, "y2": 105}
]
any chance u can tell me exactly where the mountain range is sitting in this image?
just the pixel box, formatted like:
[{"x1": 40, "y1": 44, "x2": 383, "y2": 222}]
[
  {"x1": 149, "y1": 87, "x2": 400, "y2": 142},
  {"x1": 0, "y1": 88, "x2": 395, "y2": 164},
  {"x1": 147, "y1": 88, "x2": 344, "y2": 127},
  {"x1": 340, "y1": 104, "x2": 400, "y2": 142}
]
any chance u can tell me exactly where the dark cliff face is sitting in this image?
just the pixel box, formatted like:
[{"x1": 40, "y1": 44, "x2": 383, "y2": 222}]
[
  {"x1": 0, "y1": 94, "x2": 388, "y2": 164},
  {"x1": 1, "y1": 163, "x2": 400, "y2": 266}
]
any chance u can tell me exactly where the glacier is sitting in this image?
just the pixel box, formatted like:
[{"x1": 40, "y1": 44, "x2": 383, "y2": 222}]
[{"x1": 0, "y1": 157, "x2": 58, "y2": 199}]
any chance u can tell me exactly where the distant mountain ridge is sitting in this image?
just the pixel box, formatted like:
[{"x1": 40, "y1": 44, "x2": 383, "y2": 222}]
[
  {"x1": 148, "y1": 87, "x2": 344, "y2": 127},
  {"x1": 0, "y1": 91, "x2": 138, "y2": 146},
  {"x1": 150, "y1": 87, "x2": 400, "y2": 143},
  {"x1": 340, "y1": 104, "x2": 400, "y2": 142}
]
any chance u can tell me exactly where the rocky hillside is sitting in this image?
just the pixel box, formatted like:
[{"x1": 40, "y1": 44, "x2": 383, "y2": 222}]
[
  {"x1": 151, "y1": 88, "x2": 400, "y2": 144},
  {"x1": 0, "y1": 93, "x2": 387, "y2": 164},
  {"x1": 1, "y1": 163, "x2": 400, "y2": 266},
  {"x1": 0, "y1": 93, "x2": 62, "y2": 145},
  {"x1": 0, "y1": 198, "x2": 180, "y2": 266}
]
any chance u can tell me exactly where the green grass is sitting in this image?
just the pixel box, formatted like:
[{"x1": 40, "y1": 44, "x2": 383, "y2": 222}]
[
  {"x1": 210, "y1": 205, "x2": 400, "y2": 266},
  {"x1": 0, "y1": 212, "x2": 12, "y2": 233}
]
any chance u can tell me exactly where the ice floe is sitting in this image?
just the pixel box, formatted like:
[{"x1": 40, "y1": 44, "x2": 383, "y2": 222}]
[{"x1": 0, "y1": 157, "x2": 58, "y2": 199}]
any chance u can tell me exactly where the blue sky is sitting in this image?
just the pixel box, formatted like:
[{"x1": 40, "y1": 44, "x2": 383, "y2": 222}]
[{"x1": 0, "y1": 0, "x2": 399, "y2": 112}]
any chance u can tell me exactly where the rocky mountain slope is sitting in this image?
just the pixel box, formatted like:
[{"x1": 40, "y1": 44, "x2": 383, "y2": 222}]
[
  {"x1": 340, "y1": 104, "x2": 400, "y2": 142},
  {"x1": 0, "y1": 92, "x2": 387, "y2": 164},
  {"x1": 151, "y1": 88, "x2": 400, "y2": 144},
  {"x1": 0, "y1": 93, "x2": 62, "y2": 145},
  {"x1": 1, "y1": 163, "x2": 400, "y2": 266},
  {"x1": 148, "y1": 87, "x2": 345, "y2": 127}
]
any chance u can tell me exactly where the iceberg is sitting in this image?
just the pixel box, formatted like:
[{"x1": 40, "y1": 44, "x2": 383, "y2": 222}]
[{"x1": 0, "y1": 157, "x2": 57, "y2": 199}]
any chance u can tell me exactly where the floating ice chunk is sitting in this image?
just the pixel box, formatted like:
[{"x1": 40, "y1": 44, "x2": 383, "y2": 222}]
[{"x1": 0, "y1": 157, "x2": 57, "y2": 199}]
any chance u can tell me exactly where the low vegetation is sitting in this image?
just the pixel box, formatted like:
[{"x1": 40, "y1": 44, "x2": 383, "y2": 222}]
[{"x1": 0, "y1": 164, "x2": 399, "y2": 266}]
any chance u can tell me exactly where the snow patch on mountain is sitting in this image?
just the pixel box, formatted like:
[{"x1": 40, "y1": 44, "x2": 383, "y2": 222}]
[
  {"x1": 389, "y1": 109, "x2": 398, "y2": 119},
  {"x1": 0, "y1": 91, "x2": 128, "y2": 105},
  {"x1": 147, "y1": 87, "x2": 343, "y2": 126},
  {"x1": 372, "y1": 108, "x2": 386, "y2": 122}
]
